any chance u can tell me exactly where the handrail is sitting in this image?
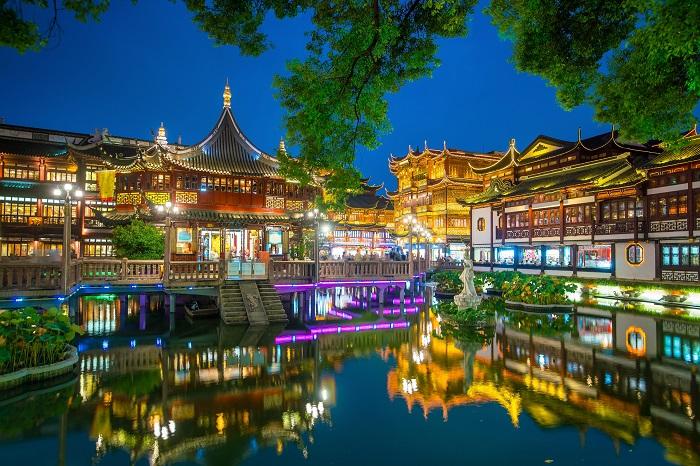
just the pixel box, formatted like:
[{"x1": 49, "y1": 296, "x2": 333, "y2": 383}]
[{"x1": 0, "y1": 258, "x2": 416, "y2": 295}]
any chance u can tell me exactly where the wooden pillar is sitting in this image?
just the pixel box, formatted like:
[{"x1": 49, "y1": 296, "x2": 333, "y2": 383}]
[
  {"x1": 559, "y1": 199, "x2": 565, "y2": 243},
  {"x1": 528, "y1": 203, "x2": 533, "y2": 245},
  {"x1": 688, "y1": 175, "x2": 695, "y2": 238}
]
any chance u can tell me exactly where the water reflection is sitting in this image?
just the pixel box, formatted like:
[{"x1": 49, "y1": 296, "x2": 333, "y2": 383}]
[{"x1": 1, "y1": 289, "x2": 700, "y2": 465}]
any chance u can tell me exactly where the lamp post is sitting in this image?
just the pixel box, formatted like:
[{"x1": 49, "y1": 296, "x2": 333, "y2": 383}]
[
  {"x1": 156, "y1": 201, "x2": 179, "y2": 283},
  {"x1": 53, "y1": 183, "x2": 83, "y2": 294},
  {"x1": 306, "y1": 208, "x2": 326, "y2": 283}
]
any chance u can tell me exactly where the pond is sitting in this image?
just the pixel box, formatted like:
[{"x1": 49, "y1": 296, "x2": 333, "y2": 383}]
[{"x1": 0, "y1": 286, "x2": 698, "y2": 466}]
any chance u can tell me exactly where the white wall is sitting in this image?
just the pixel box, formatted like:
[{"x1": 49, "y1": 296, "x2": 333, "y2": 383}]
[
  {"x1": 471, "y1": 206, "x2": 492, "y2": 246},
  {"x1": 615, "y1": 242, "x2": 656, "y2": 281}
]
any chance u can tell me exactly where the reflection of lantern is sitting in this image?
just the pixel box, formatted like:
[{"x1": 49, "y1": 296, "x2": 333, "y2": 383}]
[{"x1": 625, "y1": 326, "x2": 646, "y2": 356}]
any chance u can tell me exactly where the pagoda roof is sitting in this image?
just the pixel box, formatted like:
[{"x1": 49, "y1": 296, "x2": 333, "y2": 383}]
[
  {"x1": 469, "y1": 129, "x2": 661, "y2": 176},
  {"x1": 643, "y1": 133, "x2": 700, "y2": 169},
  {"x1": 163, "y1": 107, "x2": 278, "y2": 176},
  {"x1": 67, "y1": 95, "x2": 280, "y2": 177},
  {"x1": 459, "y1": 154, "x2": 645, "y2": 205},
  {"x1": 96, "y1": 207, "x2": 289, "y2": 227},
  {"x1": 388, "y1": 144, "x2": 501, "y2": 173},
  {"x1": 345, "y1": 179, "x2": 394, "y2": 210}
]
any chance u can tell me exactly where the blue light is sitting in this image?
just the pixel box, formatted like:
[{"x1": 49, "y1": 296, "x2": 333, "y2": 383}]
[
  {"x1": 187, "y1": 341, "x2": 192, "y2": 349},
  {"x1": 14, "y1": 297, "x2": 24, "y2": 303},
  {"x1": 130, "y1": 284, "x2": 137, "y2": 288},
  {"x1": 102, "y1": 340, "x2": 109, "y2": 350},
  {"x1": 103, "y1": 285, "x2": 110, "y2": 289},
  {"x1": 56, "y1": 296, "x2": 65, "y2": 301},
  {"x1": 156, "y1": 337, "x2": 163, "y2": 347},
  {"x1": 130, "y1": 339, "x2": 136, "y2": 348}
]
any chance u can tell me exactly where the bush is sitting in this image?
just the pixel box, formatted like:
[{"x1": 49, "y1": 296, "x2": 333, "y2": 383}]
[
  {"x1": 0, "y1": 308, "x2": 82, "y2": 374},
  {"x1": 479, "y1": 271, "x2": 523, "y2": 291},
  {"x1": 502, "y1": 274, "x2": 577, "y2": 305},
  {"x1": 112, "y1": 219, "x2": 165, "y2": 259},
  {"x1": 432, "y1": 270, "x2": 463, "y2": 294}
]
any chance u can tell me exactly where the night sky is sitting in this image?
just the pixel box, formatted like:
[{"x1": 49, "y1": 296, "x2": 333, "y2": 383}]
[{"x1": 1, "y1": 0, "x2": 691, "y2": 191}]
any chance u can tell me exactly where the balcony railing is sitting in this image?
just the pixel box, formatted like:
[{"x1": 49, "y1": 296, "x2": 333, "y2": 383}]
[
  {"x1": 594, "y1": 220, "x2": 645, "y2": 235},
  {"x1": 0, "y1": 257, "x2": 418, "y2": 297}
]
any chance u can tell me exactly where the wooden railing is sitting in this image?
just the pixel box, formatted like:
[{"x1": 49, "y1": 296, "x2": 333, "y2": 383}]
[
  {"x1": 74, "y1": 259, "x2": 164, "y2": 284},
  {"x1": 0, "y1": 262, "x2": 62, "y2": 292},
  {"x1": 269, "y1": 260, "x2": 314, "y2": 283},
  {"x1": 168, "y1": 261, "x2": 220, "y2": 281},
  {"x1": 269, "y1": 260, "x2": 413, "y2": 283},
  {"x1": 1, "y1": 257, "x2": 419, "y2": 296}
]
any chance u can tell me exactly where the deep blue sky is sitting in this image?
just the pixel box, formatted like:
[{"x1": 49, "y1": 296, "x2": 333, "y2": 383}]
[{"x1": 0, "y1": 0, "x2": 665, "y2": 191}]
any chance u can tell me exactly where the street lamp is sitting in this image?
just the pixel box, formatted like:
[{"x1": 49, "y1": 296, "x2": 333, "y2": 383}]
[
  {"x1": 307, "y1": 208, "x2": 326, "y2": 283},
  {"x1": 156, "y1": 201, "x2": 179, "y2": 282},
  {"x1": 53, "y1": 183, "x2": 83, "y2": 294}
]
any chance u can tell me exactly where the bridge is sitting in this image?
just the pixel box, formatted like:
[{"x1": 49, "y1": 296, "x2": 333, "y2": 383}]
[{"x1": 0, "y1": 258, "x2": 431, "y2": 299}]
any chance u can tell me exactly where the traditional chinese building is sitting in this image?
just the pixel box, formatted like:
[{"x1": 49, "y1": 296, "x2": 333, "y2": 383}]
[
  {"x1": 0, "y1": 83, "x2": 320, "y2": 262},
  {"x1": 461, "y1": 127, "x2": 700, "y2": 283},
  {"x1": 387, "y1": 144, "x2": 501, "y2": 260},
  {"x1": 325, "y1": 180, "x2": 395, "y2": 258},
  {"x1": 0, "y1": 121, "x2": 114, "y2": 257}
]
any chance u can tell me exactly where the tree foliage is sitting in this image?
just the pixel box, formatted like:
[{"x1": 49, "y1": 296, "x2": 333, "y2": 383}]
[
  {"x1": 4, "y1": 0, "x2": 699, "y2": 198},
  {"x1": 112, "y1": 219, "x2": 165, "y2": 259},
  {"x1": 486, "y1": 0, "x2": 700, "y2": 142}
]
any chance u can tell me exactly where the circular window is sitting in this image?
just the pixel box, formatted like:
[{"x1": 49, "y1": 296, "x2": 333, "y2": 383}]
[
  {"x1": 626, "y1": 326, "x2": 646, "y2": 356},
  {"x1": 626, "y1": 243, "x2": 643, "y2": 265},
  {"x1": 477, "y1": 217, "x2": 486, "y2": 232}
]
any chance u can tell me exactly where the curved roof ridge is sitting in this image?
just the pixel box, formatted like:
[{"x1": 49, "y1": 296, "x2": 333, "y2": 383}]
[{"x1": 469, "y1": 138, "x2": 520, "y2": 174}]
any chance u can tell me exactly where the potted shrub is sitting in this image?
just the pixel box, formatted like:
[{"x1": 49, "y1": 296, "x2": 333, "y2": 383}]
[
  {"x1": 502, "y1": 275, "x2": 577, "y2": 312},
  {"x1": 432, "y1": 270, "x2": 463, "y2": 299},
  {"x1": 0, "y1": 308, "x2": 82, "y2": 390}
]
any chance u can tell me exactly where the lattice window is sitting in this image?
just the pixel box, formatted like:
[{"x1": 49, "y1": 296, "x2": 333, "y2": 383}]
[
  {"x1": 266, "y1": 196, "x2": 284, "y2": 209},
  {"x1": 286, "y1": 200, "x2": 305, "y2": 212},
  {"x1": 144, "y1": 192, "x2": 170, "y2": 205},
  {"x1": 117, "y1": 192, "x2": 142, "y2": 205},
  {"x1": 175, "y1": 191, "x2": 198, "y2": 204}
]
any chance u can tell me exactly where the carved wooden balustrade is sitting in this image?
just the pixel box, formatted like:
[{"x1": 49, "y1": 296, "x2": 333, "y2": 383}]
[
  {"x1": 1, "y1": 257, "x2": 418, "y2": 297},
  {"x1": 0, "y1": 261, "x2": 63, "y2": 293}
]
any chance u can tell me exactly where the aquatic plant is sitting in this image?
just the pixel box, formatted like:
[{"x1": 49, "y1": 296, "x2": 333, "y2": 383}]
[
  {"x1": 0, "y1": 307, "x2": 82, "y2": 374},
  {"x1": 432, "y1": 270, "x2": 463, "y2": 294},
  {"x1": 502, "y1": 275, "x2": 577, "y2": 305}
]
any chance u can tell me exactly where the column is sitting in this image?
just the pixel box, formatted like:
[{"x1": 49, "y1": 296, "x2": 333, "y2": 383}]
[
  {"x1": 399, "y1": 286, "x2": 406, "y2": 315},
  {"x1": 378, "y1": 286, "x2": 385, "y2": 318},
  {"x1": 219, "y1": 227, "x2": 226, "y2": 280}
]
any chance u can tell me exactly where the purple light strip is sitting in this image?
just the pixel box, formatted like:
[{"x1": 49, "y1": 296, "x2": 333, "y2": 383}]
[
  {"x1": 275, "y1": 279, "x2": 408, "y2": 292},
  {"x1": 274, "y1": 320, "x2": 409, "y2": 344}
]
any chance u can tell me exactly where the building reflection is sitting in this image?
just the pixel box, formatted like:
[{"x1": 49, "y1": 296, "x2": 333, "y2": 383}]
[
  {"x1": 388, "y1": 305, "x2": 700, "y2": 465},
  {"x1": 6, "y1": 291, "x2": 700, "y2": 466},
  {"x1": 71, "y1": 320, "x2": 411, "y2": 465}
]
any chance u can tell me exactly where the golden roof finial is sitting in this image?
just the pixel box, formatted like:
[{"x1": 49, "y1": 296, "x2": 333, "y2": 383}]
[
  {"x1": 156, "y1": 122, "x2": 167, "y2": 145},
  {"x1": 509, "y1": 138, "x2": 516, "y2": 149},
  {"x1": 223, "y1": 79, "x2": 231, "y2": 109},
  {"x1": 278, "y1": 137, "x2": 287, "y2": 154}
]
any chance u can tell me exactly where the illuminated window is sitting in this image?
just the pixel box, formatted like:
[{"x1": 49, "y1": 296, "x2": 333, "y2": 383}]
[
  {"x1": 477, "y1": 217, "x2": 486, "y2": 231},
  {"x1": 3, "y1": 163, "x2": 38, "y2": 180},
  {"x1": 626, "y1": 327, "x2": 646, "y2": 356},
  {"x1": 626, "y1": 243, "x2": 643, "y2": 265},
  {"x1": 46, "y1": 167, "x2": 77, "y2": 183}
]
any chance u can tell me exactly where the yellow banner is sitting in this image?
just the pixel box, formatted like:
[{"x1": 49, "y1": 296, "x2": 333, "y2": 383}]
[{"x1": 96, "y1": 170, "x2": 116, "y2": 201}]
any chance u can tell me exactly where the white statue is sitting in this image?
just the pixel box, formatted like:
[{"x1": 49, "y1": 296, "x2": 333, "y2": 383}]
[{"x1": 454, "y1": 247, "x2": 482, "y2": 310}]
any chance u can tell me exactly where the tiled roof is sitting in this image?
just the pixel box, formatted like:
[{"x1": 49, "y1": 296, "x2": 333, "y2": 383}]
[
  {"x1": 643, "y1": 138, "x2": 700, "y2": 168},
  {"x1": 166, "y1": 108, "x2": 278, "y2": 176},
  {"x1": 459, "y1": 155, "x2": 643, "y2": 205},
  {"x1": 98, "y1": 208, "x2": 288, "y2": 226}
]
